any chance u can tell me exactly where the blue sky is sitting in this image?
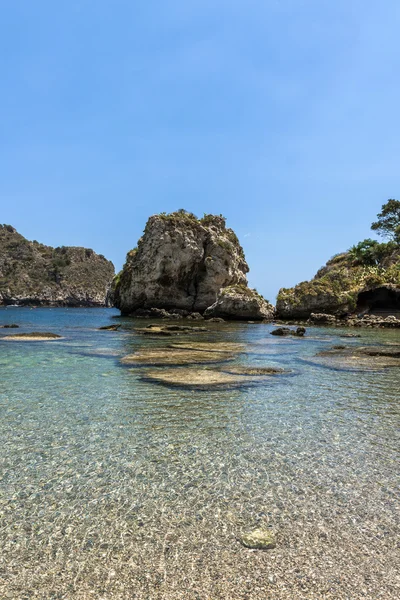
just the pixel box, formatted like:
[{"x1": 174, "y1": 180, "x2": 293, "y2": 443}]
[{"x1": 1, "y1": 1, "x2": 399, "y2": 302}]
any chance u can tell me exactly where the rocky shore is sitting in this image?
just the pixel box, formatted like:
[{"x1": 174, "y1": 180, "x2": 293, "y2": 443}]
[
  {"x1": 0, "y1": 224, "x2": 114, "y2": 307},
  {"x1": 278, "y1": 312, "x2": 400, "y2": 329},
  {"x1": 276, "y1": 211, "x2": 399, "y2": 325}
]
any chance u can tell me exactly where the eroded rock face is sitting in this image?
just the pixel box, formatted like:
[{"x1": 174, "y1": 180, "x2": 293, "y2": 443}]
[
  {"x1": 277, "y1": 249, "x2": 400, "y2": 319},
  {"x1": 113, "y1": 212, "x2": 252, "y2": 315},
  {"x1": 309, "y1": 313, "x2": 338, "y2": 325},
  {"x1": 204, "y1": 286, "x2": 275, "y2": 321},
  {"x1": 0, "y1": 224, "x2": 114, "y2": 307}
]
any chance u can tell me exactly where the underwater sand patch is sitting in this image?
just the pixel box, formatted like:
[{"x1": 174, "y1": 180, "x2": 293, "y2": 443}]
[
  {"x1": 121, "y1": 348, "x2": 234, "y2": 366},
  {"x1": 2, "y1": 332, "x2": 63, "y2": 341}
]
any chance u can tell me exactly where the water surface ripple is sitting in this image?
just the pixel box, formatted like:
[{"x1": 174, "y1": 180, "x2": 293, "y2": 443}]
[{"x1": 0, "y1": 308, "x2": 399, "y2": 599}]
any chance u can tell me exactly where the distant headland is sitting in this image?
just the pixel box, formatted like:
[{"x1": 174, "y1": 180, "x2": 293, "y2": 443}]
[{"x1": 0, "y1": 224, "x2": 115, "y2": 307}]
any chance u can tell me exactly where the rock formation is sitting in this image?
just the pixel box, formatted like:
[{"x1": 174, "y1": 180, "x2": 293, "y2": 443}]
[
  {"x1": 113, "y1": 211, "x2": 273, "y2": 320},
  {"x1": 204, "y1": 285, "x2": 274, "y2": 320},
  {"x1": 276, "y1": 247, "x2": 400, "y2": 320},
  {"x1": 0, "y1": 224, "x2": 114, "y2": 306}
]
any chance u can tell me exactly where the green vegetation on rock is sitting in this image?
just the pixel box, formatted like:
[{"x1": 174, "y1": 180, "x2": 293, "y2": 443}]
[{"x1": 277, "y1": 201, "x2": 400, "y2": 318}]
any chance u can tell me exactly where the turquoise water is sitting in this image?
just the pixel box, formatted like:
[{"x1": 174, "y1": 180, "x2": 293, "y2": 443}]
[{"x1": 0, "y1": 308, "x2": 399, "y2": 599}]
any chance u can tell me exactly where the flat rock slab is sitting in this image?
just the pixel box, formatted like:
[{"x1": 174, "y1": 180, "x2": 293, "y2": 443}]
[
  {"x1": 2, "y1": 332, "x2": 63, "y2": 341},
  {"x1": 310, "y1": 345, "x2": 400, "y2": 370},
  {"x1": 219, "y1": 366, "x2": 285, "y2": 376},
  {"x1": 161, "y1": 325, "x2": 207, "y2": 332},
  {"x1": 140, "y1": 366, "x2": 286, "y2": 388},
  {"x1": 168, "y1": 341, "x2": 245, "y2": 353},
  {"x1": 136, "y1": 325, "x2": 208, "y2": 336},
  {"x1": 140, "y1": 368, "x2": 255, "y2": 387},
  {"x1": 135, "y1": 327, "x2": 177, "y2": 336},
  {"x1": 121, "y1": 348, "x2": 234, "y2": 366},
  {"x1": 169, "y1": 342, "x2": 285, "y2": 356},
  {"x1": 240, "y1": 529, "x2": 276, "y2": 550}
]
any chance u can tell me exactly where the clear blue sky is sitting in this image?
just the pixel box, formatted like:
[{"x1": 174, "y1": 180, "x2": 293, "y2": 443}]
[{"x1": 1, "y1": 1, "x2": 399, "y2": 302}]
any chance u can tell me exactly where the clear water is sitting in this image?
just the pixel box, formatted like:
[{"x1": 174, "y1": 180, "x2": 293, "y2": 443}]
[{"x1": 0, "y1": 308, "x2": 399, "y2": 599}]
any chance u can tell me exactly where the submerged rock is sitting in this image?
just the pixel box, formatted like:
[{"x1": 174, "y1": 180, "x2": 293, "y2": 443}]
[
  {"x1": 135, "y1": 327, "x2": 176, "y2": 336},
  {"x1": 168, "y1": 341, "x2": 245, "y2": 353},
  {"x1": 204, "y1": 286, "x2": 274, "y2": 321},
  {"x1": 310, "y1": 345, "x2": 400, "y2": 370},
  {"x1": 240, "y1": 529, "x2": 276, "y2": 550},
  {"x1": 121, "y1": 348, "x2": 234, "y2": 366},
  {"x1": 140, "y1": 366, "x2": 283, "y2": 388},
  {"x1": 271, "y1": 327, "x2": 306, "y2": 337},
  {"x1": 135, "y1": 324, "x2": 207, "y2": 336},
  {"x1": 340, "y1": 333, "x2": 361, "y2": 338},
  {"x1": 2, "y1": 331, "x2": 62, "y2": 341},
  {"x1": 168, "y1": 341, "x2": 285, "y2": 357},
  {"x1": 0, "y1": 324, "x2": 19, "y2": 328},
  {"x1": 162, "y1": 325, "x2": 207, "y2": 332},
  {"x1": 219, "y1": 366, "x2": 285, "y2": 376},
  {"x1": 98, "y1": 324, "x2": 121, "y2": 331}
]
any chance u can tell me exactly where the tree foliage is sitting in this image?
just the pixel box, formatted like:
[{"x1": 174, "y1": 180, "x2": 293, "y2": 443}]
[
  {"x1": 371, "y1": 199, "x2": 400, "y2": 241},
  {"x1": 348, "y1": 239, "x2": 396, "y2": 266}
]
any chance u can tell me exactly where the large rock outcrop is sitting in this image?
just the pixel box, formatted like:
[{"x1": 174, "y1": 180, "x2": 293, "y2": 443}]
[
  {"x1": 204, "y1": 286, "x2": 274, "y2": 321},
  {"x1": 113, "y1": 211, "x2": 272, "y2": 319},
  {"x1": 276, "y1": 248, "x2": 400, "y2": 319},
  {"x1": 0, "y1": 224, "x2": 115, "y2": 306}
]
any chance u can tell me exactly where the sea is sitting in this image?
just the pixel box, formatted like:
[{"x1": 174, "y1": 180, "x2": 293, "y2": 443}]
[{"x1": 0, "y1": 307, "x2": 399, "y2": 599}]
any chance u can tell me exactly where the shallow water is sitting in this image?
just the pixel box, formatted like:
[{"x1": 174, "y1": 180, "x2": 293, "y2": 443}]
[{"x1": 0, "y1": 308, "x2": 399, "y2": 599}]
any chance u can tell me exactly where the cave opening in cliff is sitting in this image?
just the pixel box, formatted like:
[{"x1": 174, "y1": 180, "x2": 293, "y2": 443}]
[{"x1": 356, "y1": 286, "x2": 400, "y2": 316}]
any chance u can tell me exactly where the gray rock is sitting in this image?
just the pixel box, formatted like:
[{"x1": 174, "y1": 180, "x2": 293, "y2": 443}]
[
  {"x1": 113, "y1": 212, "x2": 249, "y2": 315},
  {"x1": 309, "y1": 313, "x2": 337, "y2": 325},
  {"x1": 204, "y1": 286, "x2": 275, "y2": 321}
]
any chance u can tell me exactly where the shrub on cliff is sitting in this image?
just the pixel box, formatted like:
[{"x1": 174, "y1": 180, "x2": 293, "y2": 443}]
[{"x1": 348, "y1": 239, "x2": 397, "y2": 266}]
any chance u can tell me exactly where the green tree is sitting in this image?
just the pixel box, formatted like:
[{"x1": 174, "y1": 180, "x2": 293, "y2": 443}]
[{"x1": 371, "y1": 199, "x2": 400, "y2": 241}]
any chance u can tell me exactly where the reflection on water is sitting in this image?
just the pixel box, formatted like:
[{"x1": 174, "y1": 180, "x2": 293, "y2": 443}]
[{"x1": 0, "y1": 308, "x2": 399, "y2": 599}]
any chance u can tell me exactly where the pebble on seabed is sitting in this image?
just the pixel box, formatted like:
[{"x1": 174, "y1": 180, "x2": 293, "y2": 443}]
[{"x1": 240, "y1": 528, "x2": 276, "y2": 550}]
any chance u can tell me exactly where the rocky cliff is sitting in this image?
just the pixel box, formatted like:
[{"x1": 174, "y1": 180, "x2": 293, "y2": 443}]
[
  {"x1": 276, "y1": 246, "x2": 400, "y2": 319},
  {"x1": 0, "y1": 225, "x2": 115, "y2": 306},
  {"x1": 113, "y1": 211, "x2": 273, "y2": 319}
]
